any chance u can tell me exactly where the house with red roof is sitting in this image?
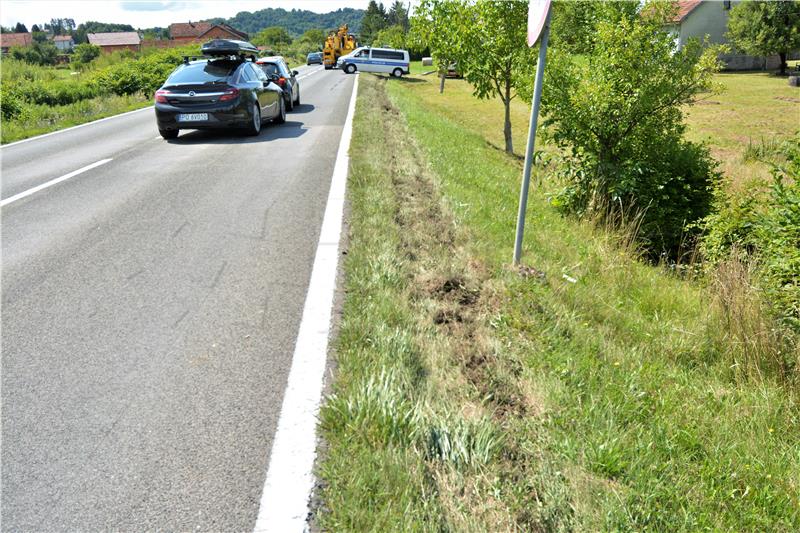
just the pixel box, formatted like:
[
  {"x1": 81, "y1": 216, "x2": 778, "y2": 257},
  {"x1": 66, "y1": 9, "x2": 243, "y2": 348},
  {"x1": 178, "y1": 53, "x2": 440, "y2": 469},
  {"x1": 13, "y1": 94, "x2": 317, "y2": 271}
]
[
  {"x1": 88, "y1": 31, "x2": 142, "y2": 53},
  {"x1": 0, "y1": 32, "x2": 32, "y2": 53},
  {"x1": 168, "y1": 21, "x2": 248, "y2": 43},
  {"x1": 665, "y1": 0, "x2": 781, "y2": 70}
]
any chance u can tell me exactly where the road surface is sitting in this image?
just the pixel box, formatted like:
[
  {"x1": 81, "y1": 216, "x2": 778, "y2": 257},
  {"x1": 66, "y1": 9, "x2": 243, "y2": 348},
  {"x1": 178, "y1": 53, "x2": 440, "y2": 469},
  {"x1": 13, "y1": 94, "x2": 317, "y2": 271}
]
[{"x1": 1, "y1": 64, "x2": 353, "y2": 531}]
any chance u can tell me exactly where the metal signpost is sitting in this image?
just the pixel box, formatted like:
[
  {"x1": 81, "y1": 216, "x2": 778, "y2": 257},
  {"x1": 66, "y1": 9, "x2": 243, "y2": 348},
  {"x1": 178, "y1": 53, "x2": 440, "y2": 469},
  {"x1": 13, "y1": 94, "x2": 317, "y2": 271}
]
[{"x1": 513, "y1": 0, "x2": 552, "y2": 265}]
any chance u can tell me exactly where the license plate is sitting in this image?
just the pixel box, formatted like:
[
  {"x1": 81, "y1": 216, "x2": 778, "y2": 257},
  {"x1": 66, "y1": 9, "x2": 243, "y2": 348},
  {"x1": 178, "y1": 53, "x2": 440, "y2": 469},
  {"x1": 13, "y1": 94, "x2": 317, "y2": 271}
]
[{"x1": 177, "y1": 113, "x2": 208, "y2": 122}]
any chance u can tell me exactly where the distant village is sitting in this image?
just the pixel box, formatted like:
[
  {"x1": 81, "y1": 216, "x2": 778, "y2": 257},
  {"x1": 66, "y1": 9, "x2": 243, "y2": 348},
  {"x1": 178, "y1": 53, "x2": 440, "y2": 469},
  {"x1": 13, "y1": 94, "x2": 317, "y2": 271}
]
[{"x1": 0, "y1": 21, "x2": 251, "y2": 58}]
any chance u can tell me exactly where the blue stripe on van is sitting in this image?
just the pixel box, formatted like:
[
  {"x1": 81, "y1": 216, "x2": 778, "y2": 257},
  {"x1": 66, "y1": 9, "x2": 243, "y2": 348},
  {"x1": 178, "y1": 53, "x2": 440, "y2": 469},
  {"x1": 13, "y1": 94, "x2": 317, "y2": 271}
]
[{"x1": 342, "y1": 58, "x2": 409, "y2": 67}]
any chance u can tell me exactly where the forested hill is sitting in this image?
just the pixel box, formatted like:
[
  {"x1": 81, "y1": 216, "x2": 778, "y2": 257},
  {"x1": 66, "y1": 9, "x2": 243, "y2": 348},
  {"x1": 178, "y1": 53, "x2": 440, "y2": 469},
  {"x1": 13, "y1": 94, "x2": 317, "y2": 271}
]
[{"x1": 207, "y1": 8, "x2": 364, "y2": 37}]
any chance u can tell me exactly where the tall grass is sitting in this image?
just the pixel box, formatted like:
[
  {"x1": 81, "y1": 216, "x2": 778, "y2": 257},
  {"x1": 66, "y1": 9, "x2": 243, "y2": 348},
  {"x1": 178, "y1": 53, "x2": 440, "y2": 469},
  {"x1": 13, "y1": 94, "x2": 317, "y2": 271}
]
[{"x1": 0, "y1": 94, "x2": 150, "y2": 143}]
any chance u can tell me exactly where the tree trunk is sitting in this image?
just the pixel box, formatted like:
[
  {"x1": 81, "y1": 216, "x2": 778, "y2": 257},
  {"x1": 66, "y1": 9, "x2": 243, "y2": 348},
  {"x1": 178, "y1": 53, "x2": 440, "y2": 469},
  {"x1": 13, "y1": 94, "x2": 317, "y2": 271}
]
[
  {"x1": 439, "y1": 72, "x2": 446, "y2": 94},
  {"x1": 779, "y1": 51, "x2": 787, "y2": 76},
  {"x1": 503, "y1": 78, "x2": 513, "y2": 154}
]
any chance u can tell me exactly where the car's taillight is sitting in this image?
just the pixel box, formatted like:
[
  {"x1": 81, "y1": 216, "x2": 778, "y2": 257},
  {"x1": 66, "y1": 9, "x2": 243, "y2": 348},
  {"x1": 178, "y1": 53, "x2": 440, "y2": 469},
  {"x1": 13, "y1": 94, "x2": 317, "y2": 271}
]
[
  {"x1": 219, "y1": 87, "x2": 239, "y2": 101},
  {"x1": 154, "y1": 89, "x2": 170, "y2": 103},
  {"x1": 277, "y1": 77, "x2": 286, "y2": 87}
]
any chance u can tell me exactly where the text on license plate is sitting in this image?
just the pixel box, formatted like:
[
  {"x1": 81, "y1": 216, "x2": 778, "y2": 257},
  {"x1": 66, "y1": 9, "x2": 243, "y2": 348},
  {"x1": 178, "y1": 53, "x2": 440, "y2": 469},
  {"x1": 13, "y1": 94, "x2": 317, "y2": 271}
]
[{"x1": 178, "y1": 113, "x2": 208, "y2": 122}]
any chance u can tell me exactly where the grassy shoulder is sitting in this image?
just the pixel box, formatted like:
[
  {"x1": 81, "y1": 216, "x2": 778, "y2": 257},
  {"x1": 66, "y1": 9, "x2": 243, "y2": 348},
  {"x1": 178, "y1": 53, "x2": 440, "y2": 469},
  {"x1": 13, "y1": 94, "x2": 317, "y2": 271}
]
[
  {"x1": 1, "y1": 94, "x2": 151, "y2": 144},
  {"x1": 317, "y1": 73, "x2": 799, "y2": 531}
]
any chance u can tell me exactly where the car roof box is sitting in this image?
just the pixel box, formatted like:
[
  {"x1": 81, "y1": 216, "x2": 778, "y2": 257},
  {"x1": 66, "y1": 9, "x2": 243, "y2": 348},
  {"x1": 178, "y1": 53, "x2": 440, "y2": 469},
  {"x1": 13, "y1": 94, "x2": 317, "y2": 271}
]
[{"x1": 201, "y1": 39, "x2": 259, "y2": 57}]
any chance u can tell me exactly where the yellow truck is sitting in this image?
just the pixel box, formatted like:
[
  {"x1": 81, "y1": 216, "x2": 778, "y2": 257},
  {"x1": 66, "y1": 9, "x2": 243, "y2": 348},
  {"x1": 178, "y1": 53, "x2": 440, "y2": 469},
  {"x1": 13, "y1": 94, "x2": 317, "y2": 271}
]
[{"x1": 323, "y1": 25, "x2": 357, "y2": 70}]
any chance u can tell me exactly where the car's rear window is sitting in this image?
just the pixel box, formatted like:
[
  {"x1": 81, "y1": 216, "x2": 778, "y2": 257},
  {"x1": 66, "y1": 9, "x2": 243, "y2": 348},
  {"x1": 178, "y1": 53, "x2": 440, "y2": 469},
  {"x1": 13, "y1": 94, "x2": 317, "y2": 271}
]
[
  {"x1": 257, "y1": 63, "x2": 281, "y2": 77},
  {"x1": 166, "y1": 60, "x2": 238, "y2": 84}
]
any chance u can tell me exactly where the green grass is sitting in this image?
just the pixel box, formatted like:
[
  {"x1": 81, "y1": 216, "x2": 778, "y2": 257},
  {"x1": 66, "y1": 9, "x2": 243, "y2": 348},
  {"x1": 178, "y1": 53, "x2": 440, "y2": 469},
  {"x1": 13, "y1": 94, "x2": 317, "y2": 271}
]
[
  {"x1": 684, "y1": 71, "x2": 800, "y2": 189},
  {"x1": 317, "y1": 73, "x2": 800, "y2": 531},
  {"x1": 1, "y1": 94, "x2": 151, "y2": 144}
]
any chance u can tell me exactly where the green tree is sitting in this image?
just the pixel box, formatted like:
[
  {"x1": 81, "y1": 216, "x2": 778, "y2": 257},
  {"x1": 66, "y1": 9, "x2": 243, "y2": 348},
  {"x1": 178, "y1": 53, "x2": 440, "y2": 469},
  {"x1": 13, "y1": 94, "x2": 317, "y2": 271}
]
[
  {"x1": 253, "y1": 26, "x2": 292, "y2": 47},
  {"x1": 542, "y1": 4, "x2": 723, "y2": 257},
  {"x1": 361, "y1": 1, "x2": 389, "y2": 44},
  {"x1": 388, "y1": 1, "x2": 410, "y2": 31},
  {"x1": 411, "y1": 0, "x2": 470, "y2": 93},
  {"x1": 31, "y1": 24, "x2": 41, "y2": 33},
  {"x1": 418, "y1": 0, "x2": 535, "y2": 154},
  {"x1": 727, "y1": 0, "x2": 800, "y2": 75},
  {"x1": 372, "y1": 24, "x2": 406, "y2": 49},
  {"x1": 73, "y1": 43, "x2": 101, "y2": 64},
  {"x1": 298, "y1": 28, "x2": 326, "y2": 45},
  {"x1": 47, "y1": 18, "x2": 76, "y2": 36},
  {"x1": 550, "y1": 0, "x2": 638, "y2": 53},
  {"x1": 13, "y1": 22, "x2": 28, "y2": 33}
]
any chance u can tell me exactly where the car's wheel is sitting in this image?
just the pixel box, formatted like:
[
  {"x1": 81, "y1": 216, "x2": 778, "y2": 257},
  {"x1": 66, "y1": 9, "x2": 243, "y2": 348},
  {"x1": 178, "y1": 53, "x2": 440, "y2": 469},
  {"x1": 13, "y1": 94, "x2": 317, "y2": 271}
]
[
  {"x1": 159, "y1": 129, "x2": 178, "y2": 140},
  {"x1": 285, "y1": 92, "x2": 294, "y2": 111},
  {"x1": 245, "y1": 103, "x2": 261, "y2": 136},
  {"x1": 294, "y1": 86, "x2": 300, "y2": 106},
  {"x1": 344, "y1": 63, "x2": 356, "y2": 74},
  {"x1": 274, "y1": 97, "x2": 286, "y2": 124},
  {"x1": 392, "y1": 68, "x2": 403, "y2": 78}
]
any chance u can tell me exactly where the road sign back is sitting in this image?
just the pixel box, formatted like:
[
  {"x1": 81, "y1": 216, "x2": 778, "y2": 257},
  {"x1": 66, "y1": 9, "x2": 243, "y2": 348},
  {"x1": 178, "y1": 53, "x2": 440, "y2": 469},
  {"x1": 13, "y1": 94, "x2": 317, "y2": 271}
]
[{"x1": 527, "y1": 0, "x2": 552, "y2": 46}]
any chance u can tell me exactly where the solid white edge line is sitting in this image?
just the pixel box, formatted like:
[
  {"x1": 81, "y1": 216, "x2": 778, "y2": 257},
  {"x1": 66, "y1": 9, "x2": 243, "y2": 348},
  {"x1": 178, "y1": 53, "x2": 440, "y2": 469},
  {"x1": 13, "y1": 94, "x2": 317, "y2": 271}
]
[
  {"x1": 0, "y1": 106, "x2": 153, "y2": 149},
  {"x1": 0, "y1": 159, "x2": 113, "y2": 207},
  {"x1": 253, "y1": 73, "x2": 358, "y2": 533}
]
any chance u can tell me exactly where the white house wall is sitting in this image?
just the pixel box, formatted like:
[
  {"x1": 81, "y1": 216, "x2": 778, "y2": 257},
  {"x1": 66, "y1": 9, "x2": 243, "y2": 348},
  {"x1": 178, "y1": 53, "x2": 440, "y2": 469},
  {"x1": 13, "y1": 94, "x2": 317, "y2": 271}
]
[{"x1": 678, "y1": 0, "x2": 780, "y2": 71}]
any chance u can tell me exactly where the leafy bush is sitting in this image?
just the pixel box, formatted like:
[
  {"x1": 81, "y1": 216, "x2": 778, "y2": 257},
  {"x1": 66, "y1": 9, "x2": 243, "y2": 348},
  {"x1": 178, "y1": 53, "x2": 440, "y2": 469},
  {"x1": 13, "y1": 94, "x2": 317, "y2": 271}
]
[
  {"x1": 542, "y1": 4, "x2": 724, "y2": 258},
  {"x1": 89, "y1": 48, "x2": 188, "y2": 97},
  {"x1": 9, "y1": 41, "x2": 59, "y2": 66},
  {"x1": 14, "y1": 79, "x2": 99, "y2": 106},
  {"x1": 1, "y1": 89, "x2": 26, "y2": 120},
  {"x1": 73, "y1": 43, "x2": 101, "y2": 64},
  {"x1": 700, "y1": 135, "x2": 800, "y2": 327}
]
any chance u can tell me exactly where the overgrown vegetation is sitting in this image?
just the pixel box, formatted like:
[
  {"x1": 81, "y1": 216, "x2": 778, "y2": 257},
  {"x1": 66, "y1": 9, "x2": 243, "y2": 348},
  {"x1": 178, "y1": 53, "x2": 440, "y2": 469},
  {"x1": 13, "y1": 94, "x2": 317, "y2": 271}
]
[
  {"x1": 699, "y1": 135, "x2": 800, "y2": 328},
  {"x1": 0, "y1": 45, "x2": 195, "y2": 143},
  {"x1": 253, "y1": 28, "x2": 327, "y2": 66},
  {"x1": 541, "y1": 3, "x2": 724, "y2": 259},
  {"x1": 319, "y1": 72, "x2": 799, "y2": 532}
]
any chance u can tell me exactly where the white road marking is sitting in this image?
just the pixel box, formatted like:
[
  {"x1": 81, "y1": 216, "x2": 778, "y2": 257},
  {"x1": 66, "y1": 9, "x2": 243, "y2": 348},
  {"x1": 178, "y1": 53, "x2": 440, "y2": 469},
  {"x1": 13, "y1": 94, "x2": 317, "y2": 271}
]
[
  {"x1": 296, "y1": 67, "x2": 325, "y2": 80},
  {"x1": 1, "y1": 107, "x2": 153, "y2": 149},
  {"x1": 0, "y1": 159, "x2": 113, "y2": 207},
  {"x1": 253, "y1": 74, "x2": 359, "y2": 533}
]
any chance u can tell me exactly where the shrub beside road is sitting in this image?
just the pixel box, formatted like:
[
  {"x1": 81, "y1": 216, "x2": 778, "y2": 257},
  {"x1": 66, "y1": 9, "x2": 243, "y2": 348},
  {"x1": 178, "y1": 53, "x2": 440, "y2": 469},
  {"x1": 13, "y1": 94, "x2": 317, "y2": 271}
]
[{"x1": 1, "y1": 45, "x2": 200, "y2": 143}]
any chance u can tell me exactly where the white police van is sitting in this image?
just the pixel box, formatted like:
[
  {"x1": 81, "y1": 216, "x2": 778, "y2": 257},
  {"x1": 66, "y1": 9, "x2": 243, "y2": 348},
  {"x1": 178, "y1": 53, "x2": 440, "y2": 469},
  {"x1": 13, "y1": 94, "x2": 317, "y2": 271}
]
[{"x1": 337, "y1": 47, "x2": 410, "y2": 77}]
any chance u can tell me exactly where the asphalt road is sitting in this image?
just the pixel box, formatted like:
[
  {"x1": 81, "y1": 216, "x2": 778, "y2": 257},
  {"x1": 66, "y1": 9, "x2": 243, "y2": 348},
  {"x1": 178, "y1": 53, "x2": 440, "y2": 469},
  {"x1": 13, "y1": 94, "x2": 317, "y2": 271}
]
[{"x1": 1, "y1": 64, "x2": 354, "y2": 531}]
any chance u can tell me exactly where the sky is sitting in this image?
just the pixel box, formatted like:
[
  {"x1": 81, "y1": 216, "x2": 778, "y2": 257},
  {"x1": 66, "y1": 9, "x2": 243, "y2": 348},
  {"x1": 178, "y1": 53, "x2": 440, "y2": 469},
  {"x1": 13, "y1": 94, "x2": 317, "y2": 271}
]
[{"x1": 0, "y1": 1, "x2": 373, "y2": 30}]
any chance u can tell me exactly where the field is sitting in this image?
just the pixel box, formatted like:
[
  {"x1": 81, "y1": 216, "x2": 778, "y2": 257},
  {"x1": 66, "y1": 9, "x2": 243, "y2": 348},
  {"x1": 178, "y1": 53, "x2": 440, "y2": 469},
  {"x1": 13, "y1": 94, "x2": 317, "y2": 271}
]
[
  {"x1": 685, "y1": 71, "x2": 800, "y2": 189},
  {"x1": 316, "y1": 71, "x2": 799, "y2": 531}
]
